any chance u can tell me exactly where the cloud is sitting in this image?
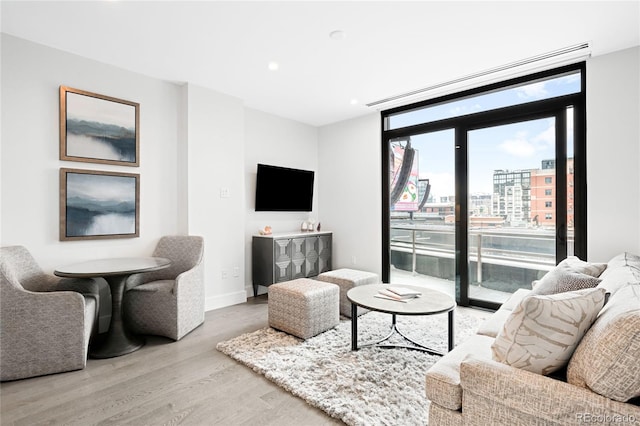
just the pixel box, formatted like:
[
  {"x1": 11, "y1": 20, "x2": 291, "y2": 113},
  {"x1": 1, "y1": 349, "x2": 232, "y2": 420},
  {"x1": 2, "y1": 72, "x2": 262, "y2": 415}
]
[
  {"x1": 516, "y1": 82, "x2": 548, "y2": 99},
  {"x1": 500, "y1": 134, "x2": 537, "y2": 157},
  {"x1": 420, "y1": 171, "x2": 454, "y2": 198}
]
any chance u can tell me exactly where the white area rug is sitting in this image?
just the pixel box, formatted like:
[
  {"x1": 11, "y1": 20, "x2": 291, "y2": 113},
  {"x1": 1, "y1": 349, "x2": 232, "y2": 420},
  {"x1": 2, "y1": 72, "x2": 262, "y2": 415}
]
[{"x1": 217, "y1": 310, "x2": 480, "y2": 426}]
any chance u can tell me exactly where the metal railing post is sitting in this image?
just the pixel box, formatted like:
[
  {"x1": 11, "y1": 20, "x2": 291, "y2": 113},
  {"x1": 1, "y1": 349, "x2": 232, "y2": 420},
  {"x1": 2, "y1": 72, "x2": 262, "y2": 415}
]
[
  {"x1": 476, "y1": 233, "x2": 483, "y2": 284},
  {"x1": 412, "y1": 228, "x2": 417, "y2": 275}
]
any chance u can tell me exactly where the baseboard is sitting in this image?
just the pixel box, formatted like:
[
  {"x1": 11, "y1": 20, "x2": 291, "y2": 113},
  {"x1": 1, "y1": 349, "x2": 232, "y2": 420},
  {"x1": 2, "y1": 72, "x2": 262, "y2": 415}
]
[{"x1": 205, "y1": 290, "x2": 247, "y2": 312}]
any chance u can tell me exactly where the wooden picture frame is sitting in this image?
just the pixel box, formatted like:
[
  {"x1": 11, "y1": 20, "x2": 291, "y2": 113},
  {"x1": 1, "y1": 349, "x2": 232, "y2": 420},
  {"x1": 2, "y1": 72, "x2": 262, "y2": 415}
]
[
  {"x1": 60, "y1": 168, "x2": 140, "y2": 241},
  {"x1": 60, "y1": 86, "x2": 140, "y2": 166}
]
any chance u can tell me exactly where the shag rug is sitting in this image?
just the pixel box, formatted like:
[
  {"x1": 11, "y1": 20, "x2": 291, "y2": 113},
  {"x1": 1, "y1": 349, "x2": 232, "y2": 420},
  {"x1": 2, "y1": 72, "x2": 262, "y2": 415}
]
[{"x1": 216, "y1": 310, "x2": 481, "y2": 426}]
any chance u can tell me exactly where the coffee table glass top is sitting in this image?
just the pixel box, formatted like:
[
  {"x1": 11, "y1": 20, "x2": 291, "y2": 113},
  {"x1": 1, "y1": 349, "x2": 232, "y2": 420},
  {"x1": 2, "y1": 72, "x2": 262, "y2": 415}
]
[{"x1": 347, "y1": 284, "x2": 455, "y2": 316}]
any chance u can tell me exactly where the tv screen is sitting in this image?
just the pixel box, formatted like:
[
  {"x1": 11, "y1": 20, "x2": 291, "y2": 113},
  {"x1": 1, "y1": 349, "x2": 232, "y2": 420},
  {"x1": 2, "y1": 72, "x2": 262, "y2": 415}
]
[{"x1": 255, "y1": 163, "x2": 314, "y2": 212}]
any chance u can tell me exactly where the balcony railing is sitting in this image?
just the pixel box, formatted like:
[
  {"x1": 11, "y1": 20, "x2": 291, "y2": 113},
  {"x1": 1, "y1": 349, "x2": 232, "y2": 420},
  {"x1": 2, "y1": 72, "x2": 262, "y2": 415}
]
[{"x1": 391, "y1": 222, "x2": 573, "y2": 282}]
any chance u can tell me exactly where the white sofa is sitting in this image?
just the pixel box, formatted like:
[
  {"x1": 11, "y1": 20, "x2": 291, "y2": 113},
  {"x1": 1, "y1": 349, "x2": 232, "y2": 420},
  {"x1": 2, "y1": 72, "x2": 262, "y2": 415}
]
[{"x1": 426, "y1": 252, "x2": 640, "y2": 425}]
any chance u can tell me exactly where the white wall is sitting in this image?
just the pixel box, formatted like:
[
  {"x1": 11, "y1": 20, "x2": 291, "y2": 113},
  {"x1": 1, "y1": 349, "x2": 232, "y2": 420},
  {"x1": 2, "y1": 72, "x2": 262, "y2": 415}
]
[
  {"x1": 587, "y1": 46, "x2": 640, "y2": 261},
  {"x1": 318, "y1": 113, "x2": 382, "y2": 278},
  {"x1": 185, "y1": 83, "x2": 247, "y2": 309},
  {"x1": 1, "y1": 34, "x2": 180, "y2": 271},
  {"x1": 244, "y1": 108, "x2": 319, "y2": 295}
]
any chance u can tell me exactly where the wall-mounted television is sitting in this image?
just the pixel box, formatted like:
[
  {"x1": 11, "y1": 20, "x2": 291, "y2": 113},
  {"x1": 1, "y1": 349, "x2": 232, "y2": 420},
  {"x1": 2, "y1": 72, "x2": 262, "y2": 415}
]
[{"x1": 255, "y1": 163, "x2": 314, "y2": 212}]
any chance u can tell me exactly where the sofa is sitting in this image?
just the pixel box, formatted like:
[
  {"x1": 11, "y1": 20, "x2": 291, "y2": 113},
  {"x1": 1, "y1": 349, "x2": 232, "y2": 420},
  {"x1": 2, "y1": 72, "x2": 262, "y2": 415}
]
[{"x1": 425, "y1": 252, "x2": 640, "y2": 425}]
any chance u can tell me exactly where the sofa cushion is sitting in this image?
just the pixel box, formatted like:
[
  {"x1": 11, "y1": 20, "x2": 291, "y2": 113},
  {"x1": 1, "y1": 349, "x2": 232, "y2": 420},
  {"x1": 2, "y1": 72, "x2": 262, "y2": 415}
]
[
  {"x1": 477, "y1": 289, "x2": 531, "y2": 338},
  {"x1": 530, "y1": 256, "x2": 606, "y2": 294},
  {"x1": 491, "y1": 288, "x2": 606, "y2": 375},
  {"x1": 425, "y1": 334, "x2": 494, "y2": 411},
  {"x1": 567, "y1": 283, "x2": 640, "y2": 402},
  {"x1": 596, "y1": 252, "x2": 640, "y2": 295}
]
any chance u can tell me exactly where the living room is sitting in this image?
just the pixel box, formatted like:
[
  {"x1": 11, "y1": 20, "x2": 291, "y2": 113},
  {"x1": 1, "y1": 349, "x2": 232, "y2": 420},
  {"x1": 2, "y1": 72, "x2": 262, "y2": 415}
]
[{"x1": 1, "y1": 1, "x2": 639, "y2": 425}]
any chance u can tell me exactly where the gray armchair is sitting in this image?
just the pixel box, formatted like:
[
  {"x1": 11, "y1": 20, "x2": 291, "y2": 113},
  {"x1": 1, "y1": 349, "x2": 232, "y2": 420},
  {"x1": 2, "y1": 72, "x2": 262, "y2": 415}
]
[
  {"x1": 0, "y1": 246, "x2": 99, "y2": 381},
  {"x1": 124, "y1": 235, "x2": 204, "y2": 341}
]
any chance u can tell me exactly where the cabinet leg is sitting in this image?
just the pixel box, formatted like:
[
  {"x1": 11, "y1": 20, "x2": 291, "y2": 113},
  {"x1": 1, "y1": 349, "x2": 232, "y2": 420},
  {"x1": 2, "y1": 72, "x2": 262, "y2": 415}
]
[{"x1": 253, "y1": 284, "x2": 258, "y2": 298}]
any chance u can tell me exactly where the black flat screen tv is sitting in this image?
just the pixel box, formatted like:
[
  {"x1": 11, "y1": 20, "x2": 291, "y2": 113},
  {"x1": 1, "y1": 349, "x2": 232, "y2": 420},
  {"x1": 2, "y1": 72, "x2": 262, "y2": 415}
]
[{"x1": 255, "y1": 163, "x2": 314, "y2": 212}]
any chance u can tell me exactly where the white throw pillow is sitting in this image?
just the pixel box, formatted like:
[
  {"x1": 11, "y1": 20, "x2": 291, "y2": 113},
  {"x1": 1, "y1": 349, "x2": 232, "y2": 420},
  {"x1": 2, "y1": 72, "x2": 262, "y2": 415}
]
[{"x1": 491, "y1": 288, "x2": 606, "y2": 375}]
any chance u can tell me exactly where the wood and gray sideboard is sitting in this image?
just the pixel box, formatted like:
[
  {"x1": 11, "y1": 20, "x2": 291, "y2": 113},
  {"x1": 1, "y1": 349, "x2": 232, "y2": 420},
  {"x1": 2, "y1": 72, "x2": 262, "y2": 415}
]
[{"x1": 252, "y1": 231, "x2": 332, "y2": 297}]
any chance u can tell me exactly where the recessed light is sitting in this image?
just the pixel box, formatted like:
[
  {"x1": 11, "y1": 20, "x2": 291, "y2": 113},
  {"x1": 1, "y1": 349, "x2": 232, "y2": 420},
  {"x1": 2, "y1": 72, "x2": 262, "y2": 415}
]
[
  {"x1": 268, "y1": 61, "x2": 279, "y2": 71},
  {"x1": 350, "y1": 99, "x2": 359, "y2": 105},
  {"x1": 330, "y1": 30, "x2": 346, "y2": 40}
]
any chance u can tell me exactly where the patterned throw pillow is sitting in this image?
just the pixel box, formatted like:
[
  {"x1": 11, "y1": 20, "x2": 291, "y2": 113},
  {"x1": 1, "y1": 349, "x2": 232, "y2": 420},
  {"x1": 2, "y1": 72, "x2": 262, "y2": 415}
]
[
  {"x1": 531, "y1": 256, "x2": 606, "y2": 295},
  {"x1": 491, "y1": 288, "x2": 606, "y2": 375},
  {"x1": 530, "y1": 268, "x2": 602, "y2": 295}
]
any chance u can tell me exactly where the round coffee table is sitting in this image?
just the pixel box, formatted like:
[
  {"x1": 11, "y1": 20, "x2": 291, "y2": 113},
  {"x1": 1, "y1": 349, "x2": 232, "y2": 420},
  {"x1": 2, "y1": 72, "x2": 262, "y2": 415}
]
[{"x1": 347, "y1": 284, "x2": 456, "y2": 355}]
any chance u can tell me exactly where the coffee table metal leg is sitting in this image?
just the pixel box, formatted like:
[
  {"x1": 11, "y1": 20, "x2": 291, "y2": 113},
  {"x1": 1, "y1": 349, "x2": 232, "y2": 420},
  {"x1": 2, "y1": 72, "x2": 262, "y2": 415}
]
[
  {"x1": 448, "y1": 309, "x2": 455, "y2": 352},
  {"x1": 351, "y1": 302, "x2": 358, "y2": 350},
  {"x1": 354, "y1": 310, "x2": 455, "y2": 356}
]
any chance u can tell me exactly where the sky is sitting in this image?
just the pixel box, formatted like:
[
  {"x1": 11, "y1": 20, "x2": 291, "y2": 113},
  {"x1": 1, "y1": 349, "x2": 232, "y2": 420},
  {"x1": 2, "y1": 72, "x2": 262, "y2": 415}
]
[{"x1": 390, "y1": 72, "x2": 579, "y2": 199}]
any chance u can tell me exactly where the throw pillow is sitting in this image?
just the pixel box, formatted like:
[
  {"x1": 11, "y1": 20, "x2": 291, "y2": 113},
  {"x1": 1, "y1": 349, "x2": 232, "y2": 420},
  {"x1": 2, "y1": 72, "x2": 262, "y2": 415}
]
[
  {"x1": 530, "y1": 268, "x2": 602, "y2": 295},
  {"x1": 491, "y1": 287, "x2": 606, "y2": 376},
  {"x1": 567, "y1": 283, "x2": 640, "y2": 402},
  {"x1": 530, "y1": 256, "x2": 606, "y2": 295}
]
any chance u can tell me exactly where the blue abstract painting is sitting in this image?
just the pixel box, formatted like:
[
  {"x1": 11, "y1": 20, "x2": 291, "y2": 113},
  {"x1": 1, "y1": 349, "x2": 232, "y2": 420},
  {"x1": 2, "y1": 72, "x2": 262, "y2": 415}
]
[
  {"x1": 62, "y1": 87, "x2": 138, "y2": 165},
  {"x1": 62, "y1": 169, "x2": 138, "y2": 239}
]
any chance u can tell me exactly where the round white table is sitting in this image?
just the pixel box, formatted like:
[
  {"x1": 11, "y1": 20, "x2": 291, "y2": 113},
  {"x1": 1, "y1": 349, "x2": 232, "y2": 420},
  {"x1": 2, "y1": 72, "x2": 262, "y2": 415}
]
[
  {"x1": 55, "y1": 257, "x2": 171, "y2": 358},
  {"x1": 347, "y1": 284, "x2": 456, "y2": 355}
]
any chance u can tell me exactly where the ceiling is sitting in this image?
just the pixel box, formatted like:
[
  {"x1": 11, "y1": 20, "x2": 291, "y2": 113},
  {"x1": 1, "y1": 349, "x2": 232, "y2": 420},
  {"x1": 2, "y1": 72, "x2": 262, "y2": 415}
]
[{"x1": 2, "y1": 1, "x2": 639, "y2": 127}]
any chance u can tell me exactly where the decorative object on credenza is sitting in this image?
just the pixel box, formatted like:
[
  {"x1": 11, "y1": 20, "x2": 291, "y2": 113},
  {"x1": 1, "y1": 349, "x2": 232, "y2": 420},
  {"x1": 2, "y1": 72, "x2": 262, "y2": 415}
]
[
  {"x1": 59, "y1": 168, "x2": 140, "y2": 241},
  {"x1": 301, "y1": 221, "x2": 308, "y2": 232},
  {"x1": 316, "y1": 222, "x2": 321, "y2": 232},
  {"x1": 259, "y1": 226, "x2": 272, "y2": 235},
  {"x1": 59, "y1": 86, "x2": 140, "y2": 166}
]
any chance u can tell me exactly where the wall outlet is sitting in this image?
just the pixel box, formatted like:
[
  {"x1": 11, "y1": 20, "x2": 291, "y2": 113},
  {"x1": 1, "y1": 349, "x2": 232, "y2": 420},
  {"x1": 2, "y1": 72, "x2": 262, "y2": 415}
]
[
  {"x1": 233, "y1": 267, "x2": 240, "y2": 278},
  {"x1": 351, "y1": 256, "x2": 357, "y2": 265},
  {"x1": 220, "y1": 187, "x2": 231, "y2": 198},
  {"x1": 221, "y1": 270, "x2": 228, "y2": 279}
]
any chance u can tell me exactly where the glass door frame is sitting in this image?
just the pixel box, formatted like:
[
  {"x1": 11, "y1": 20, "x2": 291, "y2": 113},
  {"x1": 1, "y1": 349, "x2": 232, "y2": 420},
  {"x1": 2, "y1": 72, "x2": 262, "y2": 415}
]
[{"x1": 381, "y1": 63, "x2": 586, "y2": 309}]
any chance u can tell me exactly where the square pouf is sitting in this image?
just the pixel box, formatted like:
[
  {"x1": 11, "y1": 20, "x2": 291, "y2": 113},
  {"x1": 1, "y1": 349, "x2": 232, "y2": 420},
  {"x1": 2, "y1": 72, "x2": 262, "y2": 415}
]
[
  {"x1": 268, "y1": 278, "x2": 339, "y2": 339},
  {"x1": 317, "y1": 268, "x2": 379, "y2": 318}
]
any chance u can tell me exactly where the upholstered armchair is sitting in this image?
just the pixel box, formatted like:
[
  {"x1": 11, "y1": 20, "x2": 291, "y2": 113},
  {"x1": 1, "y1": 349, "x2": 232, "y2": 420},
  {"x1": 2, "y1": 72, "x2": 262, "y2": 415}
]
[
  {"x1": 123, "y1": 235, "x2": 204, "y2": 341},
  {"x1": 0, "y1": 246, "x2": 99, "y2": 381}
]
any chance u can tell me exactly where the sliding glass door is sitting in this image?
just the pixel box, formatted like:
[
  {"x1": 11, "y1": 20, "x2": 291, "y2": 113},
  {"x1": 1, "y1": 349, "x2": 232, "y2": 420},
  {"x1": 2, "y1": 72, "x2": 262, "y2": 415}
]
[
  {"x1": 382, "y1": 63, "x2": 586, "y2": 309},
  {"x1": 388, "y1": 130, "x2": 456, "y2": 300},
  {"x1": 463, "y1": 117, "x2": 561, "y2": 304}
]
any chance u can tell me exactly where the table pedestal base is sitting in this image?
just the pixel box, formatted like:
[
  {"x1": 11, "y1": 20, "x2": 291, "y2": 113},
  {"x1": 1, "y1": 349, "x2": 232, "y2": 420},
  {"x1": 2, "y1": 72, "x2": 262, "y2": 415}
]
[
  {"x1": 351, "y1": 304, "x2": 454, "y2": 356},
  {"x1": 89, "y1": 273, "x2": 145, "y2": 359},
  {"x1": 90, "y1": 331, "x2": 145, "y2": 359}
]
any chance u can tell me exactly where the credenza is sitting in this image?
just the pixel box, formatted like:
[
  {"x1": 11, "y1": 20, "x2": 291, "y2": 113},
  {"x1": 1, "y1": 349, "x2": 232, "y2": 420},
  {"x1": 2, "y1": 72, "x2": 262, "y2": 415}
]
[{"x1": 252, "y1": 231, "x2": 332, "y2": 297}]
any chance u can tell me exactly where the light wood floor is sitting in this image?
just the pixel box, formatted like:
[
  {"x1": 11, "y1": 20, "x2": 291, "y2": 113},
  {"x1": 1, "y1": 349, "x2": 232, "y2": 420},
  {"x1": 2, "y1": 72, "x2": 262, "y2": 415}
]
[{"x1": 0, "y1": 296, "x2": 490, "y2": 426}]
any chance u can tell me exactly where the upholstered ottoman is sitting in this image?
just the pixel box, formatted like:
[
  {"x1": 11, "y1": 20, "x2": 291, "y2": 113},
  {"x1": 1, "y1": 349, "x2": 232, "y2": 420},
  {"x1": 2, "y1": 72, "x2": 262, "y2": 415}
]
[
  {"x1": 268, "y1": 278, "x2": 339, "y2": 339},
  {"x1": 317, "y1": 268, "x2": 379, "y2": 318}
]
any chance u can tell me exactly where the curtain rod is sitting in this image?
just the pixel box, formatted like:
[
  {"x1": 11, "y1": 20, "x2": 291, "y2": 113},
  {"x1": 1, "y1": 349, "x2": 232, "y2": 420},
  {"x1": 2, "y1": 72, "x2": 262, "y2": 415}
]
[{"x1": 366, "y1": 42, "x2": 591, "y2": 108}]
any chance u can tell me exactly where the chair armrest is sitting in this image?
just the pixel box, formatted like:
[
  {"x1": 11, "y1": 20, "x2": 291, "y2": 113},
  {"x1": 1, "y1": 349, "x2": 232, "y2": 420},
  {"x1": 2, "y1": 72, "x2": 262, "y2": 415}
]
[
  {"x1": 460, "y1": 356, "x2": 640, "y2": 424},
  {"x1": 174, "y1": 261, "x2": 204, "y2": 298},
  {"x1": 1, "y1": 289, "x2": 92, "y2": 379},
  {"x1": 54, "y1": 277, "x2": 100, "y2": 304}
]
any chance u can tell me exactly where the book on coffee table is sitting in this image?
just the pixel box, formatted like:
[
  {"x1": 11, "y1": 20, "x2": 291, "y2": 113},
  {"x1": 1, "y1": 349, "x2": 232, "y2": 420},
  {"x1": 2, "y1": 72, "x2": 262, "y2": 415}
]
[
  {"x1": 385, "y1": 286, "x2": 422, "y2": 298},
  {"x1": 374, "y1": 293, "x2": 408, "y2": 302},
  {"x1": 376, "y1": 287, "x2": 421, "y2": 301}
]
